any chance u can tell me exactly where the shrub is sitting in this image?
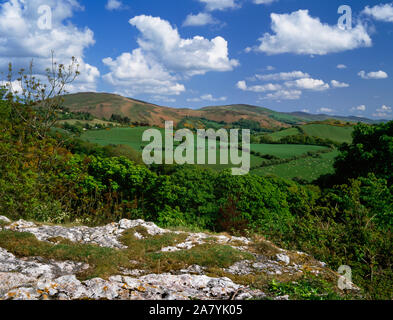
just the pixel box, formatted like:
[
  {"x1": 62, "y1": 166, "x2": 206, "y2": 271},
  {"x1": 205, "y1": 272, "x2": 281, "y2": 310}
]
[
  {"x1": 217, "y1": 197, "x2": 248, "y2": 236},
  {"x1": 334, "y1": 121, "x2": 393, "y2": 185}
]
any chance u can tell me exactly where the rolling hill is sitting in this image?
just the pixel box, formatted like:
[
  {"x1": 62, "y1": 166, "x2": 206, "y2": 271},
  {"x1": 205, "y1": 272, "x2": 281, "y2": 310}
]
[
  {"x1": 62, "y1": 92, "x2": 377, "y2": 130},
  {"x1": 288, "y1": 111, "x2": 380, "y2": 124},
  {"x1": 268, "y1": 124, "x2": 355, "y2": 144}
]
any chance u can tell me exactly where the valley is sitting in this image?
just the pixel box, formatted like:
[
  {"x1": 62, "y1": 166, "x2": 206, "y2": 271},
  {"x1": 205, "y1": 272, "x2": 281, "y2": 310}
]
[{"x1": 60, "y1": 92, "x2": 360, "y2": 183}]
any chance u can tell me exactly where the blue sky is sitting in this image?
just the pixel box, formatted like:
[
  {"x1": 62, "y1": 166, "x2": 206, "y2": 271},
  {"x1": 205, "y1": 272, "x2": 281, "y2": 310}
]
[{"x1": 1, "y1": 0, "x2": 393, "y2": 119}]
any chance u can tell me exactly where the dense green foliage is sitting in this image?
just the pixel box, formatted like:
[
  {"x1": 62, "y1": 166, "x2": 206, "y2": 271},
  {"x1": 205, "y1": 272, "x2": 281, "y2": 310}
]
[
  {"x1": 259, "y1": 132, "x2": 340, "y2": 147},
  {"x1": 58, "y1": 109, "x2": 93, "y2": 121},
  {"x1": 334, "y1": 122, "x2": 393, "y2": 184},
  {"x1": 278, "y1": 134, "x2": 340, "y2": 147},
  {"x1": 276, "y1": 175, "x2": 393, "y2": 299},
  {"x1": 268, "y1": 276, "x2": 346, "y2": 300}
]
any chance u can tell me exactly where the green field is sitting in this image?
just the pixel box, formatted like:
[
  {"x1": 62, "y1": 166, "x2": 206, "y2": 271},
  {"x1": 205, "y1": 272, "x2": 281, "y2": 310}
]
[
  {"x1": 301, "y1": 124, "x2": 354, "y2": 143},
  {"x1": 81, "y1": 127, "x2": 160, "y2": 150},
  {"x1": 80, "y1": 127, "x2": 336, "y2": 180},
  {"x1": 81, "y1": 127, "x2": 265, "y2": 170},
  {"x1": 266, "y1": 124, "x2": 354, "y2": 144},
  {"x1": 250, "y1": 143, "x2": 328, "y2": 158},
  {"x1": 268, "y1": 127, "x2": 300, "y2": 141},
  {"x1": 251, "y1": 150, "x2": 339, "y2": 182}
]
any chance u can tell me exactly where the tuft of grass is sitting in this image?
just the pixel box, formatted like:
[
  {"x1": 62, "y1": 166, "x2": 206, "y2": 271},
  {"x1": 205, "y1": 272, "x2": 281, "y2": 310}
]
[
  {"x1": 148, "y1": 244, "x2": 255, "y2": 271},
  {"x1": 120, "y1": 227, "x2": 188, "y2": 257},
  {"x1": 128, "y1": 225, "x2": 151, "y2": 238},
  {"x1": 47, "y1": 236, "x2": 73, "y2": 244},
  {"x1": 250, "y1": 237, "x2": 281, "y2": 258},
  {"x1": 206, "y1": 267, "x2": 270, "y2": 289},
  {"x1": 165, "y1": 225, "x2": 212, "y2": 234}
]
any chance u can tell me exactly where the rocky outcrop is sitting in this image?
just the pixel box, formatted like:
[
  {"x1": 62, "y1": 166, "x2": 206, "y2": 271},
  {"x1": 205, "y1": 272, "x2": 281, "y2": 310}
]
[
  {"x1": 0, "y1": 245, "x2": 265, "y2": 300},
  {"x1": 0, "y1": 216, "x2": 356, "y2": 300},
  {"x1": 3, "y1": 219, "x2": 168, "y2": 249}
]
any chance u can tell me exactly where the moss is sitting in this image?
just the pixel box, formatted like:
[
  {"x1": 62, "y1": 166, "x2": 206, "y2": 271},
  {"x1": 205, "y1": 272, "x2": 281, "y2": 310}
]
[
  {"x1": 204, "y1": 237, "x2": 219, "y2": 244},
  {"x1": 120, "y1": 228, "x2": 188, "y2": 254},
  {"x1": 130, "y1": 226, "x2": 150, "y2": 239},
  {"x1": 250, "y1": 237, "x2": 281, "y2": 258},
  {"x1": 47, "y1": 237, "x2": 73, "y2": 244},
  {"x1": 148, "y1": 244, "x2": 255, "y2": 270},
  {"x1": 206, "y1": 267, "x2": 271, "y2": 290}
]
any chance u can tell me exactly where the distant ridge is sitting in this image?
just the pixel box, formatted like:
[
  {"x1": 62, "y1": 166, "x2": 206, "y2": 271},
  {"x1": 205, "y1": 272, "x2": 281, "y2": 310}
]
[
  {"x1": 288, "y1": 111, "x2": 380, "y2": 124},
  {"x1": 62, "y1": 92, "x2": 380, "y2": 129}
]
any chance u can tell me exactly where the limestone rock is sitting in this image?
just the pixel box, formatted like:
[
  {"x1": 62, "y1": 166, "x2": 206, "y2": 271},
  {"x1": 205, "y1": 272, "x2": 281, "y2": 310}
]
[
  {"x1": 0, "y1": 218, "x2": 353, "y2": 300},
  {"x1": 276, "y1": 253, "x2": 291, "y2": 265},
  {"x1": 0, "y1": 248, "x2": 88, "y2": 280}
]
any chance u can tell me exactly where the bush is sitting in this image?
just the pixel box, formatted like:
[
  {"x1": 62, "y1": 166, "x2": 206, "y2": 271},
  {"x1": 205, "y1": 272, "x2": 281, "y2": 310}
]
[
  {"x1": 270, "y1": 177, "x2": 393, "y2": 299},
  {"x1": 217, "y1": 197, "x2": 248, "y2": 236},
  {"x1": 334, "y1": 121, "x2": 393, "y2": 185},
  {"x1": 268, "y1": 276, "x2": 346, "y2": 300}
]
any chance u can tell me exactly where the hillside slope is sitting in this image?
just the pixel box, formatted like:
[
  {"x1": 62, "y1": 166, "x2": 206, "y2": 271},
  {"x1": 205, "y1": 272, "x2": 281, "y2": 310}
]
[
  {"x1": 62, "y1": 92, "x2": 378, "y2": 130},
  {"x1": 288, "y1": 111, "x2": 379, "y2": 124},
  {"x1": 61, "y1": 93, "x2": 299, "y2": 129}
]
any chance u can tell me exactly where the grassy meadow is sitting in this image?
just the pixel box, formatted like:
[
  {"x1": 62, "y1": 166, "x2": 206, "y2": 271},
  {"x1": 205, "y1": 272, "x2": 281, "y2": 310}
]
[
  {"x1": 266, "y1": 124, "x2": 354, "y2": 144},
  {"x1": 301, "y1": 124, "x2": 354, "y2": 144},
  {"x1": 251, "y1": 150, "x2": 340, "y2": 182},
  {"x1": 80, "y1": 126, "x2": 337, "y2": 180}
]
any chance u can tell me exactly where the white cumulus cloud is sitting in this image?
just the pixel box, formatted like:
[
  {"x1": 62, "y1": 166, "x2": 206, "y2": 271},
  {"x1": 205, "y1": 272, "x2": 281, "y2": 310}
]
[
  {"x1": 285, "y1": 78, "x2": 330, "y2": 91},
  {"x1": 103, "y1": 50, "x2": 185, "y2": 96},
  {"x1": 255, "y1": 71, "x2": 310, "y2": 81},
  {"x1": 105, "y1": 0, "x2": 123, "y2": 11},
  {"x1": 358, "y1": 70, "x2": 388, "y2": 79},
  {"x1": 236, "y1": 80, "x2": 282, "y2": 92},
  {"x1": 373, "y1": 105, "x2": 392, "y2": 118},
  {"x1": 103, "y1": 15, "x2": 238, "y2": 96},
  {"x1": 238, "y1": 69, "x2": 339, "y2": 100},
  {"x1": 254, "y1": 10, "x2": 372, "y2": 55},
  {"x1": 351, "y1": 105, "x2": 366, "y2": 112},
  {"x1": 187, "y1": 94, "x2": 227, "y2": 102},
  {"x1": 183, "y1": 12, "x2": 218, "y2": 27},
  {"x1": 0, "y1": 0, "x2": 99, "y2": 92},
  {"x1": 253, "y1": 0, "x2": 278, "y2": 4},
  {"x1": 363, "y1": 3, "x2": 393, "y2": 22},
  {"x1": 199, "y1": 0, "x2": 240, "y2": 11},
  {"x1": 317, "y1": 108, "x2": 334, "y2": 113},
  {"x1": 260, "y1": 90, "x2": 302, "y2": 101},
  {"x1": 331, "y1": 80, "x2": 349, "y2": 88}
]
